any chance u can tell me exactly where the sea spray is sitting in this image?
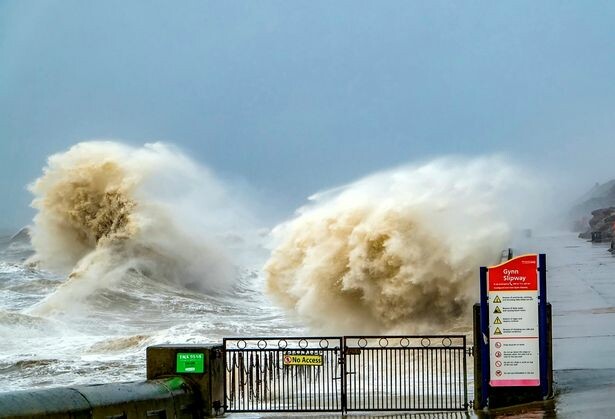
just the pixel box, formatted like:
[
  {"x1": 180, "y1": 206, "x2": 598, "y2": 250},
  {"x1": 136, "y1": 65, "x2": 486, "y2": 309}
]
[
  {"x1": 27, "y1": 141, "x2": 249, "y2": 314},
  {"x1": 265, "y1": 157, "x2": 538, "y2": 334}
]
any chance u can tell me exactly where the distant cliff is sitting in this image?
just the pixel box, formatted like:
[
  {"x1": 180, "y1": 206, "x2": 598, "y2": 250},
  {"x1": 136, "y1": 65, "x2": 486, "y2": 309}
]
[
  {"x1": 571, "y1": 180, "x2": 615, "y2": 233},
  {"x1": 578, "y1": 207, "x2": 615, "y2": 240}
]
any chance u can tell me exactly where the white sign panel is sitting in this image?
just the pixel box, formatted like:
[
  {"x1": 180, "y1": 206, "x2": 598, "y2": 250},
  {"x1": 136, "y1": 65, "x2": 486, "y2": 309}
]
[{"x1": 487, "y1": 254, "x2": 540, "y2": 387}]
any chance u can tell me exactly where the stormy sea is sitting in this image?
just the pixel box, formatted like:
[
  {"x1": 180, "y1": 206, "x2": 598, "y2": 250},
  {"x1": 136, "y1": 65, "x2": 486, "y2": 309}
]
[{"x1": 0, "y1": 141, "x2": 553, "y2": 392}]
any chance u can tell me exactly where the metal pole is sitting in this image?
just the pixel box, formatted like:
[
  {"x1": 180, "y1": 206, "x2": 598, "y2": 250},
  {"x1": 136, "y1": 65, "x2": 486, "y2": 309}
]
[
  {"x1": 538, "y1": 253, "x2": 549, "y2": 398},
  {"x1": 479, "y1": 266, "x2": 490, "y2": 408}
]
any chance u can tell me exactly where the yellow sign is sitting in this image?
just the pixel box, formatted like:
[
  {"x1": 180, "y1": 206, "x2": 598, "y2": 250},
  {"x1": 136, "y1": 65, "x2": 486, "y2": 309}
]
[
  {"x1": 283, "y1": 354, "x2": 323, "y2": 366},
  {"x1": 493, "y1": 306, "x2": 502, "y2": 314},
  {"x1": 493, "y1": 295, "x2": 502, "y2": 303},
  {"x1": 494, "y1": 317, "x2": 502, "y2": 324},
  {"x1": 494, "y1": 327, "x2": 502, "y2": 335}
]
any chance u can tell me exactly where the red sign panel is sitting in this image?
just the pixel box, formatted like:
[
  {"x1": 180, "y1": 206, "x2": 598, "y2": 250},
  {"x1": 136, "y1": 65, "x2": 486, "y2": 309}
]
[
  {"x1": 488, "y1": 254, "x2": 540, "y2": 387},
  {"x1": 488, "y1": 254, "x2": 538, "y2": 292}
]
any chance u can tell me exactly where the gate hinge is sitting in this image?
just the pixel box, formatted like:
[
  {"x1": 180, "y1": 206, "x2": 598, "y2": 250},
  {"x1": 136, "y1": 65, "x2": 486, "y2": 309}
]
[{"x1": 466, "y1": 346, "x2": 474, "y2": 357}]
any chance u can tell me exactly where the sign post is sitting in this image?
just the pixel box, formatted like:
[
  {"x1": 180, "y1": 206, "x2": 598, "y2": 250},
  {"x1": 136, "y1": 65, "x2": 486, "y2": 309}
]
[{"x1": 478, "y1": 253, "x2": 551, "y2": 409}]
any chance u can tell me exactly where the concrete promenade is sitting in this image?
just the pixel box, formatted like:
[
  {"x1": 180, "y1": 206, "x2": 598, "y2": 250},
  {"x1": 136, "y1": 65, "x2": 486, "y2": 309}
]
[{"x1": 535, "y1": 232, "x2": 615, "y2": 418}]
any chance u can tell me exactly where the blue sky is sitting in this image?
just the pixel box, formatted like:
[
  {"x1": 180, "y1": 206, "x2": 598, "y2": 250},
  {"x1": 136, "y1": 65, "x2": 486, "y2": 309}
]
[{"x1": 2, "y1": 1, "x2": 615, "y2": 229}]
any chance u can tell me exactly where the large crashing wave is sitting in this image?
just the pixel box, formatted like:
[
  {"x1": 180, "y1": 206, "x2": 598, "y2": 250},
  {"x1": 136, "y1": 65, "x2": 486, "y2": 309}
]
[
  {"x1": 28, "y1": 141, "x2": 247, "y2": 313},
  {"x1": 265, "y1": 157, "x2": 538, "y2": 334}
]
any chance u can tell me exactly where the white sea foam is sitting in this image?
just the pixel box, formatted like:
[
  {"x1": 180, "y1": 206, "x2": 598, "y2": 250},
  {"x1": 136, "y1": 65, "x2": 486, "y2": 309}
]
[
  {"x1": 265, "y1": 157, "x2": 542, "y2": 334},
  {"x1": 26, "y1": 141, "x2": 252, "y2": 314}
]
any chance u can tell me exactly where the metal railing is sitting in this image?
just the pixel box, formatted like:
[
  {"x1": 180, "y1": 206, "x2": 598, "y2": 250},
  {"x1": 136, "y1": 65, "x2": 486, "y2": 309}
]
[
  {"x1": 223, "y1": 335, "x2": 468, "y2": 413},
  {"x1": 223, "y1": 337, "x2": 343, "y2": 412},
  {"x1": 345, "y1": 335, "x2": 468, "y2": 412}
]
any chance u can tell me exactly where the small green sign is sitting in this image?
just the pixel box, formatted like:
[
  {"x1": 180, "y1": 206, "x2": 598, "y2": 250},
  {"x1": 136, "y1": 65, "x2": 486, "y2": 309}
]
[{"x1": 176, "y1": 353, "x2": 205, "y2": 373}]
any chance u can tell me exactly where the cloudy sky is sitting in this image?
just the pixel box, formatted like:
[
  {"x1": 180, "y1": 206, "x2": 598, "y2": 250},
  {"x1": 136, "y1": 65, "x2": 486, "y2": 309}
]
[{"x1": 2, "y1": 1, "x2": 615, "y2": 229}]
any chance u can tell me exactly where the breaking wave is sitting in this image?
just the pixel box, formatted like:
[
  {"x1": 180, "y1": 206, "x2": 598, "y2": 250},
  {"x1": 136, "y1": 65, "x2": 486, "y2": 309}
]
[
  {"x1": 265, "y1": 157, "x2": 538, "y2": 334},
  {"x1": 27, "y1": 141, "x2": 249, "y2": 314}
]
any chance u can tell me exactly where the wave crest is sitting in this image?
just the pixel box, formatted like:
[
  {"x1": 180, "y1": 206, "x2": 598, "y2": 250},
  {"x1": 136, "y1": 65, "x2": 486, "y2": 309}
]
[
  {"x1": 265, "y1": 157, "x2": 537, "y2": 334},
  {"x1": 27, "y1": 141, "x2": 243, "y2": 313}
]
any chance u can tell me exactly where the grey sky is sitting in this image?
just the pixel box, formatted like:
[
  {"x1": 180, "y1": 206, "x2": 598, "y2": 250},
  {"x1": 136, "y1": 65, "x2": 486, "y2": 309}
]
[{"x1": 2, "y1": 1, "x2": 615, "y2": 229}]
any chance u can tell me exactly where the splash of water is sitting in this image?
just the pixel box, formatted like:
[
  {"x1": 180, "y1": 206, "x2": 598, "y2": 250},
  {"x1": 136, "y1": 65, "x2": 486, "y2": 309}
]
[
  {"x1": 27, "y1": 141, "x2": 246, "y2": 314},
  {"x1": 265, "y1": 157, "x2": 539, "y2": 334}
]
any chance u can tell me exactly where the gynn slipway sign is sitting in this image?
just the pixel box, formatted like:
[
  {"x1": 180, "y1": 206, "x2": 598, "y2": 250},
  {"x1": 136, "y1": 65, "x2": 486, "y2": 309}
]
[{"x1": 487, "y1": 254, "x2": 540, "y2": 387}]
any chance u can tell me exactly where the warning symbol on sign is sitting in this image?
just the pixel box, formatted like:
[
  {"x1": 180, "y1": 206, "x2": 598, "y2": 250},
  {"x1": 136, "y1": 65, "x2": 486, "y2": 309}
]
[
  {"x1": 493, "y1": 296, "x2": 502, "y2": 303},
  {"x1": 494, "y1": 317, "x2": 502, "y2": 324},
  {"x1": 493, "y1": 306, "x2": 502, "y2": 314},
  {"x1": 494, "y1": 327, "x2": 502, "y2": 335}
]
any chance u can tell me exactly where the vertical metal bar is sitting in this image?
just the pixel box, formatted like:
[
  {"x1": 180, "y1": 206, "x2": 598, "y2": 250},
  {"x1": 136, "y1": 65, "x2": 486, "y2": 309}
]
[
  {"x1": 311, "y1": 350, "x2": 314, "y2": 410},
  {"x1": 404, "y1": 347, "x2": 408, "y2": 410},
  {"x1": 397, "y1": 346, "x2": 401, "y2": 410},
  {"x1": 539, "y1": 253, "x2": 549, "y2": 399},
  {"x1": 418, "y1": 347, "x2": 422, "y2": 410},
  {"x1": 381, "y1": 346, "x2": 384, "y2": 410},
  {"x1": 479, "y1": 265, "x2": 490, "y2": 408},
  {"x1": 315, "y1": 349, "x2": 319, "y2": 411},
  {"x1": 444, "y1": 342, "x2": 451, "y2": 409},
  {"x1": 293, "y1": 350, "x2": 298, "y2": 410},
  {"x1": 329, "y1": 347, "x2": 332, "y2": 411},
  {"x1": 412, "y1": 347, "x2": 416, "y2": 410},
  {"x1": 325, "y1": 350, "x2": 329, "y2": 411},
  {"x1": 393, "y1": 349, "x2": 401, "y2": 409},
  {"x1": 341, "y1": 337, "x2": 347, "y2": 413},
  {"x1": 435, "y1": 348, "x2": 439, "y2": 410},
  {"x1": 463, "y1": 337, "x2": 468, "y2": 409},
  {"x1": 376, "y1": 346, "x2": 379, "y2": 410},
  {"x1": 411, "y1": 346, "x2": 415, "y2": 410},
  {"x1": 454, "y1": 342, "x2": 458, "y2": 410},
  {"x1": 387, "y1": 346, "x2": 391, "y2": 410},
  {"x1": 364, "y1": 344, "x2": 367, "y2": 411},
  {"x1": 438, "y1": 348, "x2": 442, "y2": 410},
  {"x1": 425, "y1": 346, "x2": 429, "y2": 410},
  {"x1": 337, "y1": 344, "x2": 341, "y2": 411},
  {"x1": 354, "y1": 344, "x2": 357, "y2": 411},
  {"x1": 225, "y1": 348, "x2": 229, "y2": 410},
  {"x1": 348, "y1": 345, "x2": 352, "y2": 410},
  {"x1": 241, "y1": 351, "x2": 245, "y2": 411},
  {"x1": 299, "y1": 354, "x2": 304, "y2": 411},
  {"x1": 286, "y1": 350, "x2": 290, "y2": 411},
  {"x1": 430, "y1": 348, "x2": 434, "y2": 409},
  {"x1": 248, "y1": 351, "x2": 252, "y2": 412},
  {"x1": 455, "y1": 347, "x2": 460, "y2": 409},
  {"x1": 457, "y1": 349, "x2": 465, "y2": 409}
]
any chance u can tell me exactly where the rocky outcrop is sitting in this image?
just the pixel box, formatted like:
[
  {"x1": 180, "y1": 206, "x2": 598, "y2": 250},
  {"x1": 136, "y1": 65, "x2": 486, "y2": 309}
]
[
  {"x1": 578, "y1": 207, "x2": 615, "y2": 241},
  {"x1": 571, "y1": 180, "x2": 615, "y2": 231}
]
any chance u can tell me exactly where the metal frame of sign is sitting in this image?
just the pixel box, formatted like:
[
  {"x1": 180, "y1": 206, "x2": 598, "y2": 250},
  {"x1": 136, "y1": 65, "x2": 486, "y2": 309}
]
[{"x1": 479, "y1": 253, "x2": 548, "y2": 408}]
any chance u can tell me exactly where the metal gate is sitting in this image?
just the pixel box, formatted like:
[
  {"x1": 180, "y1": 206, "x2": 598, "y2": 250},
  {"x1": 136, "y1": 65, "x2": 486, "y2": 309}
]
[{"x1": 223, "y1": 335, "x2": 468, "y2": 413}]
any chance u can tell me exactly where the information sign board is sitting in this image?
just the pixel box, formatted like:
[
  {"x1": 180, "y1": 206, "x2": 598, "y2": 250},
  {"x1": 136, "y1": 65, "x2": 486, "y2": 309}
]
[
  {"x1": 176, "y1": 353, "x2": 205, "y2": 373},
  {"x1": 487, "y1": 254, "x2": 540, "y2": 387}
]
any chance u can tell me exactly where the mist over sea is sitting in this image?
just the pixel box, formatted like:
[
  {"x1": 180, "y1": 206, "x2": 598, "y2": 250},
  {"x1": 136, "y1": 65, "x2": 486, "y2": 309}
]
[{"x1": 0, "y1": 141, "x2": 552, "y2": 391}]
